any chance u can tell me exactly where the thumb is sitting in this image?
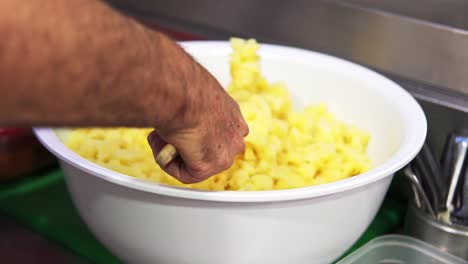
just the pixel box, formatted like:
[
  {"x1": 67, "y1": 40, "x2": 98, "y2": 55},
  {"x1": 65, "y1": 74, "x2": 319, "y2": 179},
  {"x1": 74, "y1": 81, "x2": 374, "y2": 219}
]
[
  {"x1": 147, "y1": 130, "x2": 202, "y2": 183},
  {"x1": 147, "y1": 130, "x2": 168, "y2": 155}
]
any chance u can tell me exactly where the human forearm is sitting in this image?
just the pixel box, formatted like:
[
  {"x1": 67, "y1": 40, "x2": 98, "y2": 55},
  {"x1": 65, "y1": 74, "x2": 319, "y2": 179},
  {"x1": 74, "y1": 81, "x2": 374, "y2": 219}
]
[
  {"x1": 0, "y1": 0, "x2": 204, "y2": 128},
  {"x1": 0, "y1": 0, "x2": 249, "y2": 183}
]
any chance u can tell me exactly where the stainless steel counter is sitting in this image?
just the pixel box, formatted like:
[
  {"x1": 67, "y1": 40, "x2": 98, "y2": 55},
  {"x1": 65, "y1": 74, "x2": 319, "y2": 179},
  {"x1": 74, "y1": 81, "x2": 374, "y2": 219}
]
[
  {"x1": 107, "y1": 0, "x2": 468, "y2": 105},
  {"x1": 344, "y1": 0, "x2": 468, "y2": 29}
]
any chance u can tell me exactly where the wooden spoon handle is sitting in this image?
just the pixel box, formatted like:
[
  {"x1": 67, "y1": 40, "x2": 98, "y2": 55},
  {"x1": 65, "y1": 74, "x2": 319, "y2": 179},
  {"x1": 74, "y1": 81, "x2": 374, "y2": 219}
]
[{"x1": 155, "y1": 144, "x2": 178, "y2": 167}]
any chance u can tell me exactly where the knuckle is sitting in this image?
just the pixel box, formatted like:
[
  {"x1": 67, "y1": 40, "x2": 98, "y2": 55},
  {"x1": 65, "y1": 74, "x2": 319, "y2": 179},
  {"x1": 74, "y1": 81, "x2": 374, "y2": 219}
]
[
  {"x1": 241, "y1": 122, "x2": 249, "y2": 136},
  {"x1": 188, "y1": 161, "x2": 219, "y2": 182},
  {"x1": 188, "y1": 161, "x2": 211, "y2": 177},
  {"x1": 180, "y1": 171, "x2": 207, "y2": 184},
  {"x1": 235, "y1": 138, "x2": 246, "y2": 153},
  {"x1": 233, "y1": 116, "x2": 249, "y2": 137},
  {"x1": 230, "y1": 98, "x2": 241, "y2": 109},
  {"x1": 219, "y1": 154, "x2": 233, "y2": 170},
  {"x1": 147, "y1": 130, "x2": 159, "y2": 146},
  {"x1": 231, "y1": 135, "x2": 245, "y2": 153},
  {"x1": 176, "y1": 176, "x2": 196, "y2": 184}
]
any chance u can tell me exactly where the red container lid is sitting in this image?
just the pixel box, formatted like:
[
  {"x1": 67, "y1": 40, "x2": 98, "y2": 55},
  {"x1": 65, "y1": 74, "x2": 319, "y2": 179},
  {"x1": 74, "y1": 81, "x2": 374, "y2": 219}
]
[
  {"x1": 0, "y1": 127, "x2": 31, "y2": 138},
  {"x1": 138, "y1": 20, "x2": 206, "y2": 41}
]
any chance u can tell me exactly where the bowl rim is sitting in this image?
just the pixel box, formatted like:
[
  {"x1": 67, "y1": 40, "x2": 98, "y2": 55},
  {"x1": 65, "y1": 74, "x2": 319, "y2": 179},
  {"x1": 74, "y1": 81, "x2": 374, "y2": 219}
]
[{"x1": 33, "y1": 40, "x2": 427, "y2": 202}]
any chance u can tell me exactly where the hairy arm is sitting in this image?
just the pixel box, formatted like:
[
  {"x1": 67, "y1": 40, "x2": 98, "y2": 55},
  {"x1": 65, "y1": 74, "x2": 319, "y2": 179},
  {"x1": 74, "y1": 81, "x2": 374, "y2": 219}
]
[
  {"x1": 1, "y1": 0, "x2": 201, "y2": 128},
  {"x1": 0, "y1": 0, "x2": 248, "y2": 183}
]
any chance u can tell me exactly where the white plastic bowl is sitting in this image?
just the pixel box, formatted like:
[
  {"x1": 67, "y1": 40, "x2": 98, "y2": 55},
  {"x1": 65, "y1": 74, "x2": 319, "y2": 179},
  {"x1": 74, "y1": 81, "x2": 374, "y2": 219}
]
[{"x1": 34, "y1": 41, "x2": 427, "y2": 264}]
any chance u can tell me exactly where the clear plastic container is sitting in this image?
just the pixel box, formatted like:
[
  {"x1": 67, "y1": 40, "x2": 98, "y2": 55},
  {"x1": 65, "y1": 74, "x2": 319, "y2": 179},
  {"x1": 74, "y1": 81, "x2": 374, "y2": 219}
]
[{"x1": 337, "y1": 235, "x2": 468, "y2": 264}]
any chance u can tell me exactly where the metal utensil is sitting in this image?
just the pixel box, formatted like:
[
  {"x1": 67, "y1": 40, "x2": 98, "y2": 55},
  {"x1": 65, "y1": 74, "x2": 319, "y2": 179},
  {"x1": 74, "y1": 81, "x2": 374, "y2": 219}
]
[
  {"x1": 439, "y1": 135, "x2": 468, "y2": 223},
  {"x1": 451, "y1": 162, "x2": 468, "y2": 226},
  {"x1": 441, "y1": 130, "x2": 468, "y2": 207},
  {"x1": 441, "y1": 132, "x2": 456, "y2": 192},
  {"x1": 411, "y1": 184, "x2": 422, "y2": 209},
  {"x1": 412, "y1": 142, "x2": 444, "y2": 212},
  {"x1": 421, "y1": 142, "x2": 446, "y2": 206},
  {"x1": 453, "y1": 166, "x2": 466, "y2": 212},
  {"x1": 404, "y1": 166, "x2": 437, "y2": 218}
]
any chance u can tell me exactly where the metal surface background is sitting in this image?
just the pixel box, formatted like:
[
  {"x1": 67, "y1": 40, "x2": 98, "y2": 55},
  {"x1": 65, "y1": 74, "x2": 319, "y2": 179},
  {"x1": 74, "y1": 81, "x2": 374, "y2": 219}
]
[{"x1": 107, "y1": 0, "x2": 468, "y2": 102}]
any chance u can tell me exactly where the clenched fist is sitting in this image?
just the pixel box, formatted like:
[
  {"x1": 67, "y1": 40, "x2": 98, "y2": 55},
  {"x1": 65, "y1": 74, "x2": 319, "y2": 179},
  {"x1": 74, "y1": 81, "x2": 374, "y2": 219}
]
[{"x1": 148, "y1": 67, "x2": 249, "y2": 184}]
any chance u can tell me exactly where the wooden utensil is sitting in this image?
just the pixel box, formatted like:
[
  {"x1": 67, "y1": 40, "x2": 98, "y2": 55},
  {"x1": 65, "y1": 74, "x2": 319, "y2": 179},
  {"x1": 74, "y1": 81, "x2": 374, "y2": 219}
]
[{"x1": 155, "y1": 144, "x2": 178, "y2": 167}]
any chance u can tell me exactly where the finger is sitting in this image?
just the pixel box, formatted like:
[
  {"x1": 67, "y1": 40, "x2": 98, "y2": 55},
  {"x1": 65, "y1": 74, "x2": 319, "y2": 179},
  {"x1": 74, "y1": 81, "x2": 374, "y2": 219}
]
[
  {"x1": 225, "y1": 118, "x2": 246, "y2": 154},
  {"x1": 231, "y1": 108, "x2": 249, "y2": 137},
  {"x1": 148, "y1": 132, "x2": 213, "y2": 183},
  {"x1": 163, "y1": 157, "x2": 207, "y2": 184},
  {"x1": 238, "y1": 119, "x2": 249, "y2": 137},
  {"x1": 231, "y1": 136, "x2": 246, "y2": 156},
  {"x1": 231, "y1": 118, "x2": 249, "y2": 138},
  {"x1": 148, "y1": 140, "x2": 195, "y2": 183},
  {"x1": 147, "y1": 130, "x2": 167, "y2": 153},
  {"x1": 148, "y1": 131, "x2": 182, "y2": 174},
  {"x1": 164, "y1": 147, "x2": 232, "y2": 184}
]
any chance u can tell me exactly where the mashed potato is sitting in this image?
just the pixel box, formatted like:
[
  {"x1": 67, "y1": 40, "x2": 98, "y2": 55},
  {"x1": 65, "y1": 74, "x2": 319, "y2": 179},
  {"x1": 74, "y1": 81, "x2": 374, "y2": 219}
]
[{"x1": 65, "y1": 38, "x2": 372, "y2": 191}]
